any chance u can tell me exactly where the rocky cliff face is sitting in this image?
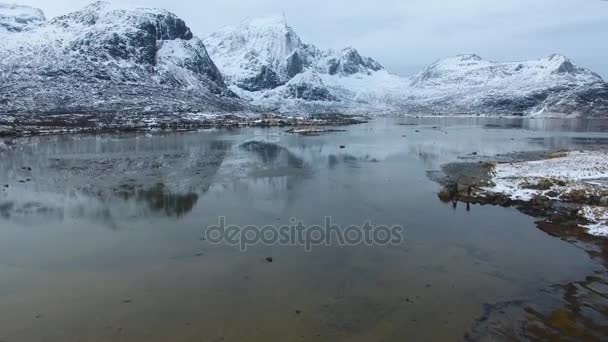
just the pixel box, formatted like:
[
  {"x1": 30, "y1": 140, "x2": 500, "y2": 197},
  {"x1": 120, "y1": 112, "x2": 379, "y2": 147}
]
[{"x1": 0, "y1": 1, "x2": 244, "y2": 116}]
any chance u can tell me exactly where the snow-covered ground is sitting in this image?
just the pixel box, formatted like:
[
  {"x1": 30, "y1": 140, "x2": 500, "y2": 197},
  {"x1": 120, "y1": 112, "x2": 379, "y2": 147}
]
[
  {"x1": 483, "y1": 151, "x2": 608, "y2": 236},
  {"x1": 581, "y1": 206, "x2": 608, "y2": 237}
]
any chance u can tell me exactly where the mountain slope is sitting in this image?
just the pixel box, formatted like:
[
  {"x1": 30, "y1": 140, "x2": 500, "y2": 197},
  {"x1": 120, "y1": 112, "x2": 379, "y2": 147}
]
[
  {"x1": 1, "y1": 4, "x2": 606, "y2": 119},
  {"x1": 407, "y1": 54, "x2": 608, "y2": 117},
  {"x1": 0, "y1": 1, "x2": 245, "y2": 116},
  {"x1": 203, "y1": 15, "x2": 385, "y2": 108},
  {"x1": 205, "y1": 18, "x2": 608, "y2": 117}
]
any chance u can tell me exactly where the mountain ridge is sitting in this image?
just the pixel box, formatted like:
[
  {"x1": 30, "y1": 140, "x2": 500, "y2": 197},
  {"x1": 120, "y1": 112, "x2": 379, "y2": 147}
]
[
  {"x1": 1, "y1": 3, "x2": 606, "y2": 119},
  {"x1": 204, "y1": 16, "x2": 607, "y2": 117},
  {"x1": 203, "y1": 15, "x2": 383, "y2": 95}
]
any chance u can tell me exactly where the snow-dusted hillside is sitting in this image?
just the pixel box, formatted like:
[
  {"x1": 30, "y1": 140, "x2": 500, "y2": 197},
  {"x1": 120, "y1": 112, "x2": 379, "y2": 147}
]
[
  {"x1": 0, "y1": 3, "x2": 45, "y2": 32},
  {"x1": 204, "y1": 15, "x2": 382, "y2": 91},
  {"x1": 0, "y1": 1, "x2": 244, "y2": 116},
  {"x1": 408, "y1": 54, "x2": 608, "y2": 117},
  {"x1": 203, "y1": 15, "x2": 390, "y2": 112},
  {"x1": 205, "y1": 17, "x2": 608, "y2": 117}
]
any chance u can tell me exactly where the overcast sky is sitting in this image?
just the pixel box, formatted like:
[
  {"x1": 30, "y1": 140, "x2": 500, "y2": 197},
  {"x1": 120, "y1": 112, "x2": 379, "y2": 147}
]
[{"x1": 13, "y1": 0, "x2": 608, "y2": 78}]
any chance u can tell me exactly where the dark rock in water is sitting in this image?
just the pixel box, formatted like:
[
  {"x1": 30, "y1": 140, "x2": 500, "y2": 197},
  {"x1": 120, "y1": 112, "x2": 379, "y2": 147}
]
[
  {"x1": 295, "y1": 310, "x2": 302, "y2": 315},
  {"x1": 3, "y1": 184, "x2": 8, "y2": 188},
  {"x1": 438, "y1": 187, "x2": 455, "y2": 202},
  {"x1": 471, "y1": 152, "x2": 478, "y2": 156},
  {"x1": 340, "y1": 145, "x2": 346, "y2": 149},
  {"x1": 265, "y1": 257, "x2": 273, "y2": 263}
]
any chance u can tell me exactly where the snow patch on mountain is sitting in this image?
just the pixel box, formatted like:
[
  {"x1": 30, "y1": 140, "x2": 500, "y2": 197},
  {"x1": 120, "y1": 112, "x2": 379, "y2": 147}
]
[{"x1": 0, "y1": 3, "x2": 45, "y2": 32}]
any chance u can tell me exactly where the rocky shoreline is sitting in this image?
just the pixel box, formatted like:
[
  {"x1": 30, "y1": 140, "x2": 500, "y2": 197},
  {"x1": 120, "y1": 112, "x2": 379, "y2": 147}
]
[
  {"x1": 434, "y1": 149, "x2": 608, "y2": 339},
  {"x1": 435, "y1": 149, "x2": 608, "y2": 237},
  {"x1": 0, "y1": 112, "x2": 367, "y2": 138}
]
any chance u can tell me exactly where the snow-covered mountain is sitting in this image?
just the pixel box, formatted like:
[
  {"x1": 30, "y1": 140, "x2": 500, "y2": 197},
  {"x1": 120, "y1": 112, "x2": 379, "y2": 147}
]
[
  {"x1": 205, "y1": 17, "x2": 608, "y2": 117},
  {"x1": 0, "y1": 1, "x2": 244, "y2": 116},
  {"x1": 408, "y1": 54, "x2": 608, "y2": 117},
  {"x1": 1, "y1": 3, "x2": 606, "y2": 119},
  {"x1": 204, "y1": 16, "x2": 382, "y2": 92},
  {"x1": 203, "y1": 16, "x2": 392, "y2": 111}
]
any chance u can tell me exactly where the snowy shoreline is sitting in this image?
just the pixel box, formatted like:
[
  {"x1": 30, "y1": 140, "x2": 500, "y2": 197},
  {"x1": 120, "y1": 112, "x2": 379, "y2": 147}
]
[
  {"x1": 0, "y1": 112, "x2": 367, "y2": 138},
  {"x1": 437, "y1": 149, "x2": 608, "y2": 237},
  {"x1": 483, "y1": 151, "x2": 608, "y2": 236}
]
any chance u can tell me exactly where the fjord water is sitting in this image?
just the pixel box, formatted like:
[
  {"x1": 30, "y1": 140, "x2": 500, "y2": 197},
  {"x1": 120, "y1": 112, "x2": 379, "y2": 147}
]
[{"x1": 1, "y1": 118, "x2": 607, "y2": 341}]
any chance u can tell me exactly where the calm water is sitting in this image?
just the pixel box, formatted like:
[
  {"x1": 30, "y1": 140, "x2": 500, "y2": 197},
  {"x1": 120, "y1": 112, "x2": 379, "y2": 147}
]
[{"x1": 1, "y1": 117, "x2": 608, "y2": 341}]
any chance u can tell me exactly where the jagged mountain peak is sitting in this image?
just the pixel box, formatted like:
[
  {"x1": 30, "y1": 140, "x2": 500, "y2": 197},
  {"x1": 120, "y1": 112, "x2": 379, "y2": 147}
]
[
  {"x1": 204, "y1": 16, "x2": 384, "y2": 93},
  {"x1": 0, "y1": 2, "x2": 46, "y2": 32},
  {"x1": 209, "y1": 13, "x2": 301, "y2": 46},
  {"x1": 538, "y1": 53, "x2": 600, "y2": 78},
  {"x1": 204, "y1": 14, "x2": 304, "y2": 67},
  {"x1": 238, "y1": 14, "x2": 291, "y2": 31},
  {"x1": 427, "y1": 54, "x2": 490, "y2": 69},
  {"x1": 328, "y1": 47, "x2": 383, "y2": 74},
  {"x1": 458, "y1": 53, "x2": 483, "y2": 60},
  {"x1": 49, "y1": 1, "x2": 193, "y2": 41}
]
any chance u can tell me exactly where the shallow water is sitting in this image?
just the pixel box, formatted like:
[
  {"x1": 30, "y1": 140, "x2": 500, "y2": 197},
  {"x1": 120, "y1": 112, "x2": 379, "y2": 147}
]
[{"x1": 1, "y1": 117, "x2": 607, "y2": 341}]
